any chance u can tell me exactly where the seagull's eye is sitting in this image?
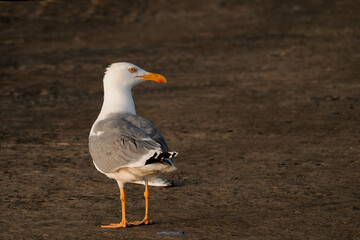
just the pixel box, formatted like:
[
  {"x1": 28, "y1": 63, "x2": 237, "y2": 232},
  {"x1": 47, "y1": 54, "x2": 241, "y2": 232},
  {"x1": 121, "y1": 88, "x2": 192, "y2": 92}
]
[{"x1": 128, "y1": 67, "x2": 137, "y2": 73}]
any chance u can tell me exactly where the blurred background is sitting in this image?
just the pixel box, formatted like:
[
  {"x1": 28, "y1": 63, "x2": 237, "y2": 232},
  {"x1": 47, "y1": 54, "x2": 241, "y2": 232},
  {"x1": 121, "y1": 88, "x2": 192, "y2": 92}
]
[{"x1": 1, "y1": 0, "x2": 359, "y2": 239}]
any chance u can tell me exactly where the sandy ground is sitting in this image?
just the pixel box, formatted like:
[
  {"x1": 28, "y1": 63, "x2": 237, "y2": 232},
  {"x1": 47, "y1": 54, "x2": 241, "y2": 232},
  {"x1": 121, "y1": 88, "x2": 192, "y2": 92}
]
[{"x1": 1, "y1": 0, "x2": 360, "y2": 239}]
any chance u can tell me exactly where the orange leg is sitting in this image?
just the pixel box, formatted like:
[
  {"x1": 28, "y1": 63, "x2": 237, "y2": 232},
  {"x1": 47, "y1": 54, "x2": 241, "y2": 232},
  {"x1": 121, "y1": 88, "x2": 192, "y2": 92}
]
[
  {"x1": 101, "y1": 187, "x2": 131, "y2": 228},
  {"x1": 130, "y1": 181, "x2": 151, "y2": 225}
]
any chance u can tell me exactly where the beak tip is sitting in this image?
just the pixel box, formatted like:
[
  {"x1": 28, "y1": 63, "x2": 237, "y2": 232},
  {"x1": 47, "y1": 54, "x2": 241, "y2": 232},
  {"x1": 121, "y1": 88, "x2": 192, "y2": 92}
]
[{"x1": 138, "y1": 72, "x2": 167, "y2": 83}]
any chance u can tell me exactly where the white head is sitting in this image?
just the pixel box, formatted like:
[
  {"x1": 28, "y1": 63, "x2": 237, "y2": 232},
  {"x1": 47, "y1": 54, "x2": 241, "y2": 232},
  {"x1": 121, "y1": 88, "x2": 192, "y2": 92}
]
[
  {"x1": 103, "y1": 62, "x2": 167, "y2": 90},
  {"x1": 94, "y1": 62, "x2": 167, "y2": 120}
]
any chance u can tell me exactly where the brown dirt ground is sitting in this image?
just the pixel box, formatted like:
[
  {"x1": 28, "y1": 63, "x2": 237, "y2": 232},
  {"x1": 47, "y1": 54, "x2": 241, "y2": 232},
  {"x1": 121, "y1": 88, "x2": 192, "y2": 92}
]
[{"x1": 1, "y1": 0, "x2": 360, "y2": 239}]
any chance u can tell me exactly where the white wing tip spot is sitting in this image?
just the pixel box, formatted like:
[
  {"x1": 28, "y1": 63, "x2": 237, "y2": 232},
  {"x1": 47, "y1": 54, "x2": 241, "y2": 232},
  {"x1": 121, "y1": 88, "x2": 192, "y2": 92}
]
[{"x1": 142, "y1": 137, "x2": 153, "y2": 141}]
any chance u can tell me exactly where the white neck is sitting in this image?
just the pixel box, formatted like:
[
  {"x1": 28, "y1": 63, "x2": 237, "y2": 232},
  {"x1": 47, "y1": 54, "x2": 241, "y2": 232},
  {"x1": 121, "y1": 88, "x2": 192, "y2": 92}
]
[
  {"x1": 96, "y1": 85, "x2": 136, "y2": 121},
  {"x1": 90, "y1": 66, "x2": 141, "y2": 137},
  {"x1": 90, "y1": 87, "x2": 135, "y2": 137}
]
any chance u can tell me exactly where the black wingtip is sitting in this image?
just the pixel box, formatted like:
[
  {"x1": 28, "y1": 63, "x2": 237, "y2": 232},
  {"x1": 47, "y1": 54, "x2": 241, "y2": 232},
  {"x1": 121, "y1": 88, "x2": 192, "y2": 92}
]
[{"x1": 145, "y1": 151, "x2": 178, "y2": 165}]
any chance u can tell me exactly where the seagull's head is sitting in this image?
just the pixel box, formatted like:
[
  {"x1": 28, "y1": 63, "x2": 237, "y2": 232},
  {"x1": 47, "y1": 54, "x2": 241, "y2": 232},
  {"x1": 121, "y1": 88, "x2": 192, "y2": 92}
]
[{"x1": 104, "y1": 62, "x2": 167, "y2": 89}]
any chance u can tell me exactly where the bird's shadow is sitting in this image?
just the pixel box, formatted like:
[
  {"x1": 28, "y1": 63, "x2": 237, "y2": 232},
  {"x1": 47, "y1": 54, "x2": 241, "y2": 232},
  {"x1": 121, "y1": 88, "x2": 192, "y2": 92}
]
[
  {"x1": 173, "y1": 178, "x2": 205, "y2": 187},
  {"x1": 165, "y1": 172, "x2": 206, "y2": 187}
]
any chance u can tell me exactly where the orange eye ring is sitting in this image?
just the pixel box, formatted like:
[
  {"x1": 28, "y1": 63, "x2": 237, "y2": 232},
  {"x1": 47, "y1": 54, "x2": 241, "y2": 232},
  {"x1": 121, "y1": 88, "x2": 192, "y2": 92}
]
[{"x1": 128, "y1": 67, "x2": 137, "y2": 73}]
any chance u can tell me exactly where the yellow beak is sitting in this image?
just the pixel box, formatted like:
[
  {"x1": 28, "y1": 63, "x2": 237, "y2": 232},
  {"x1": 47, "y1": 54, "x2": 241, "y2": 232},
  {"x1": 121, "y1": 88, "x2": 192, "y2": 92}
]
[{"x1": 136, "y1": 72, "x2": 167, "y2": 83}]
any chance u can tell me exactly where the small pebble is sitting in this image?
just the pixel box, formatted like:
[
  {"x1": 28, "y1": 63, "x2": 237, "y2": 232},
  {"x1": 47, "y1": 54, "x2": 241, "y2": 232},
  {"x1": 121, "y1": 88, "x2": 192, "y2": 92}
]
[{"x1": 157, "y1": 231, "x2": 186, "y2": 236}]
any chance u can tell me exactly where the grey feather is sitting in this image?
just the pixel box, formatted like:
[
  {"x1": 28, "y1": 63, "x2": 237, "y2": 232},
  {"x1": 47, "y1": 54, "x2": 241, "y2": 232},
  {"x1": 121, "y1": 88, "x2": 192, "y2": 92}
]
[{"x1": 89, "y1": 113, "x2": 169, "y2": 173}]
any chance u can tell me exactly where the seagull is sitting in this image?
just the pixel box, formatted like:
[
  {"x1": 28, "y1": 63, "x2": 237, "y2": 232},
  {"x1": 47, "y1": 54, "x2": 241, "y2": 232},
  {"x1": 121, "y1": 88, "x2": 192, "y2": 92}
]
[{"x1": 89, "y1": 62, "x2": 178, "y2": 228}]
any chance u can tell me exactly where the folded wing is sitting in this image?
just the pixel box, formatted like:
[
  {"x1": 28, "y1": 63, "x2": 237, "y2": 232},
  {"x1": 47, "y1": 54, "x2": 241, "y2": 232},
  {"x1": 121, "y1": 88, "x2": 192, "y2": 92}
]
[{"x1": 89, "y1": 113, "x2": 170, "y2": 173}]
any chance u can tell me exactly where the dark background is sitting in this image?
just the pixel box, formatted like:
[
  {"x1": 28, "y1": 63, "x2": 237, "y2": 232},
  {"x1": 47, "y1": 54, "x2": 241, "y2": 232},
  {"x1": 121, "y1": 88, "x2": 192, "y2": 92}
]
[{"x1": 1, "y1": 0, "x2": 360, "y2": 239}]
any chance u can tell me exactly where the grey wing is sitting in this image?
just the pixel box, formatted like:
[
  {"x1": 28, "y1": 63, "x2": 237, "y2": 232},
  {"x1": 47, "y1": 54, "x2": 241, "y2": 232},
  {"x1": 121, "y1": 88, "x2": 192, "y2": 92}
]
[
  {"x1": 123, "y1": 114, "x2": 169, "y2": 151},
  {"x1": 89, "y1": 117, "x2": 164, "y2": 173}
]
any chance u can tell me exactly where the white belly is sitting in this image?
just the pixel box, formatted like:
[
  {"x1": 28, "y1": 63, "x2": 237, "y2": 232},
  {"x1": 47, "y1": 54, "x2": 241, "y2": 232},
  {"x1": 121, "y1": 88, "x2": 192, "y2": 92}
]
[{"x1": 105, "y1": 164, "x2": 176, "y2": 184}]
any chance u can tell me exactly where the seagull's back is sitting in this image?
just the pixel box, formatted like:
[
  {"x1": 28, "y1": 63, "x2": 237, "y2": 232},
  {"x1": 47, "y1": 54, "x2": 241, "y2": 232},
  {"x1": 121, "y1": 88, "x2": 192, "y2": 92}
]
[{"x1": 89, "y1": 112, "x2": 172, "y2": 173}]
